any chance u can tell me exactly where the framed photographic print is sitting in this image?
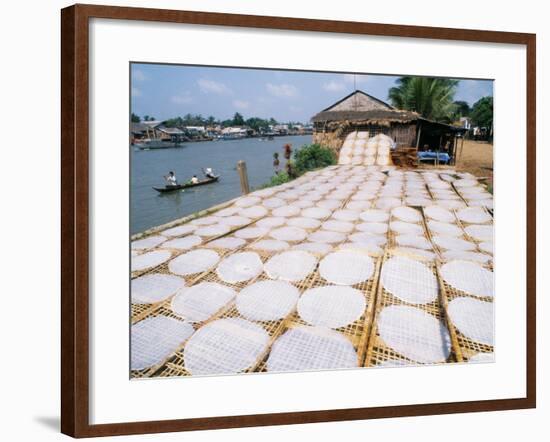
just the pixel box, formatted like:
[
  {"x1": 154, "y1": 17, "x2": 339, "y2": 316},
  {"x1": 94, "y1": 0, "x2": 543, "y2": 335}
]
[{"x1": 61, "y1": 3, "x2": 536, "y2": 438}]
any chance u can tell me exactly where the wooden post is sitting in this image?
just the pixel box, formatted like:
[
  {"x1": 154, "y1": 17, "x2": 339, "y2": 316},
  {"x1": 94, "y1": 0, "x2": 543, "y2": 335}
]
[
  {"x1": 236, "y1": 160, "x2": 250, "y2": 195},
  {"x1": 415, "y1": 123, "x2": 422, "y2": 166}
]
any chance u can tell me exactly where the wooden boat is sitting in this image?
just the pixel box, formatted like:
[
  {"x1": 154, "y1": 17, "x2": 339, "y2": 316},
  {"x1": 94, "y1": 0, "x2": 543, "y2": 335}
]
[{"x1": 153, "y1": 176, "x2": 219, "y2": 193}]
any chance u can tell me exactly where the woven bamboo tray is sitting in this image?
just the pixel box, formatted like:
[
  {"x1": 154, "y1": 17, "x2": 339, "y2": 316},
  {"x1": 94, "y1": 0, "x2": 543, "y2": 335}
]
[
  {"x1": 364, "y1": 250, "x2": 461, "y2": 367},
  {"x1": 255, "y1": 255, "x2": 382, "y2": 372},
  {"x1": 154, "y1": 253, "x2": 321, "y2": 378},
  {"x1": 436, "y1": 264, "x2": 494, "y2": 361}
]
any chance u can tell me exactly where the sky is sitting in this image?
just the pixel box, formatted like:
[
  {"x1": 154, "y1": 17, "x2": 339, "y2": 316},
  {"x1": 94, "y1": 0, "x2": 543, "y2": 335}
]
[{"x1": 131, "y1": 63, "x2": 493, "y2": 123}]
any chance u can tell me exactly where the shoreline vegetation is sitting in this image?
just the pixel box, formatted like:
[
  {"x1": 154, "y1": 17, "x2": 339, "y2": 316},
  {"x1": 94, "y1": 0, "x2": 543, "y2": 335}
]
[{"x1": 261, "y1": 143, "x2": 337, "y2": 188}]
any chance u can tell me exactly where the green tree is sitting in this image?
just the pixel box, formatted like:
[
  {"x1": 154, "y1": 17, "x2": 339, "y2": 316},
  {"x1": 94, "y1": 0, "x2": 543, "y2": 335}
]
[
  {"x1": 453, "y1": 100, "x2": 471, "y2": 117},
  {"x1": 293, "y1": 144, "x2": 337, "y2": 175},
  {"x1": 470, "y1": 96, "x2": 493, "y2": 129},
  {"x1": 131, "y1": 113, "x2": 141, "y2": 123},
  {"x1": 232, "y1": 112, "x2": 245, "y2": 126},
  {"x1": 388, "y1": 77, "x2": 459, "y2": 122},
  {"x1": 206, "y1": 115, "x2": 217, "y2": 127},
  {"x1": 143, "y1": 115, "x2": 155, "y2": 121}
]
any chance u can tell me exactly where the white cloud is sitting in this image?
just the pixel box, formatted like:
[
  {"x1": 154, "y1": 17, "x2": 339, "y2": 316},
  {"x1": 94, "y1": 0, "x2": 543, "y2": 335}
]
[
  {"x1": 266, "y1": 83, "x2": 298, "y2": 98},
  {"x1": 132, "y1": 69, "x2": 147, "y2": 82},
  {"x1": 233, "y1": 99, "x2": 250, "y2": 110},
  {"x1": 323, "y1": 81, "x2": 346, "y2": 92},
  {"x1": 131, "y1": 87, "x2": 142, "y2": 98},
  {"x1": 171, "y1": 93, "x2": 193, "y2": 104},
  {"x1": 197, "y1": 78, "x2": 232, "y2": 95}
]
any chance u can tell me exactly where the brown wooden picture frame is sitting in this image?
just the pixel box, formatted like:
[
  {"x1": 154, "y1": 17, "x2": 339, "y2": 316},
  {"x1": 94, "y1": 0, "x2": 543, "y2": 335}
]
[{"x1": 61, "y1": 3, "x2": 536, "y2": 438}]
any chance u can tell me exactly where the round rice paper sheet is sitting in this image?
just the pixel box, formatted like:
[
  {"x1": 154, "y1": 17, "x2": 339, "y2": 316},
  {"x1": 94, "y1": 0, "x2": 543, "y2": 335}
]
[
  {"x1": 264, "y1": 250, "x2": 317, "y2": 282},
  {"x1": 132, "y1": 273, "x2": 185, "y2": 304},
  {"x1": 360, "y1": 209, "x2": 390, "y2": 222},
  {"x1": 322, "y1": 220, "x2": 354, "y2": 233},
  {"x1": 427, "y1": 220, "x2": 463, "y2": 237},
  {"x1": 339, "y1": 242, "x2": 383, "y2": 255},
  {"x1": 390, "y1": 221, "x2": 424, "y2": 235},
  {"x1": 394, "y1": 247, "x2": 436, "y2": 260},
  {"x1": 132, "y1": 250, "x2": 172, "y2": 272},
  {"x1": 332, "y1": 209, "x2": 360, "y2": 222},
  {"x1": 206, "y1": 237, "x2": 246, "y2": 250},
  {"x1": 375, "y1": 197, "x2": 401, "y2": 210},
  {"x1": 437, "y1": 199, "x2": 467, "y2": 210},
  {"x1": 234, "y1": 196, "x2": 261, "y2": 208},
  {"x1": 454, "y1": 179, "x2": 479, "y2": 188},
  {"x1": 238, "y1": 205, "x2": 268, "y2": 218},
  {"x1": 377, "y1": 305, "x2": 451, "y2": 363},
  {"x1": 405, "y1": 197, "x2": 432, "y2": 207},
  {"x1": 298, "y1": 286, "x2": 366, "y2": 328},
  {"x1": 236, "y1": 280, "x2": 300, "y2": 321},
  {"x1": 308, "y1": 230, "x2": 346, "y2": 244},
  {"x1": 319, "y1": 250, "x2": 375, "y2": 285},
  {"x1": 292, "y1": 199, "x2": 315, "y2": 209},
  {"x1": 169, "y1": 249, "x2": 220, "y2": 276},
  {"x1": 218, "y1": 215, "x2": 251, "y2": 227},
  {"x1": 216, "y1": 207, "x2": 241, "y2": 217},
  {"x1": 457, "y1": 207, "x2": 492, "y2": 224},
  {"x1": 262, "y1": 197, "x2": 286, "y2": 209},
  {"x1": 234, "y1": 227, "x2": 269, "y2": 239},
  {"x1": 363, "y1": 155, "x2": 376, "y2": 166},
  {"x1": 376, "y1": 155, "x2": 390, "y2": 166},
  {"x1": 381, "y1": 256, "x2": 438, "y2": 304},
  {"x1": 267, "y1": 326, "x2": 358, "y2": 372},
  {"x1": 131, "y1": 235, "x2": 166, "y2": 251},
  {"x1": 447, "y1": 297, "x2": 494, "y2": 346},
  {"x1": 440, "y1": 260, "x2": 493, "y2": 297},
  {"x1": 131, "y1": 316, "x2": 194, "y2": 371},
  {"x1": 349, "y1": 232, "x2": 387, "y2": 246},
  {"x1": 301, "y1": 207, "x2": 331, "y2": 219},
  {"x1": 433, "y1": 235, "x2": 476, "y2": 251},
  {"x1": 286, "y1": 217, "x2": 321, "y2": 230},
  {"x1": 161, "y1": 224, "x2": 196, "y2": 237},
  {"x1": 191, "y1": 216, "x2": 221, "y2": 226},
  {"x1": 442, "y1": 250, "x2": 491, "y2": 264},
  {"x1": 292, "y1": 242, "x2": 333, "y2": 254},
  {"x1": 395, "y1": 235, "x2": 432, "y2": 250},
  {"x1": 392, "y1": 206, "x2": 422, "y2": 222},
  {"x1": 339, "y1": 155, "x2": 351, "y2": 165},
  {"x1": 251, "y1": 239, "x2": 290, "y2": 252},
  {"x1": 256, "y1": 217, "x2": 286, "y2": 228},
  {"x1": 465, "y1": 224, "x2": 493, "y2": 242},
  {"x1": 270, "y1": 226, "x2": 307, "y2": 242},
  {"x1": 194, "y1": 224, "x2": 231, "y2": 237},
  {"x1": 171, "y1": 282, "x2": 236, "y2": 322},
  {"x1": 183, "y1": 318, "x2": 269, "y2": 375},
  {"x1": 162, "y1": 235, "x2": 202, "y2": 250},
  {"x1": 356, "y1": 222, "x2": 388, "y2": 234},
  {"x1": 316, "y1": 199, "x2": 342, "y2": 210},
  {"x1": 216, "y1": 252, "x2": 263, "y2": 283},
  {"x1": 272, "y1": 205, "x2": 301, "y2": 217}
]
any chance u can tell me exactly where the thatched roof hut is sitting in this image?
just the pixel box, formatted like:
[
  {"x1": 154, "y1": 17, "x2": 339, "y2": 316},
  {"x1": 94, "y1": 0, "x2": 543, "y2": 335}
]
[{"x1": 311, "y1": 90, "x2": 464, "y2": 165}]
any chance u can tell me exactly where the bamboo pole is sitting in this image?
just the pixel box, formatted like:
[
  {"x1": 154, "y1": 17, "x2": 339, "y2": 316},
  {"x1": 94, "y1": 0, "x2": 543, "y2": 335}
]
[{"x1": 236, "y1": 160, "x2": 250, "y2": 195}]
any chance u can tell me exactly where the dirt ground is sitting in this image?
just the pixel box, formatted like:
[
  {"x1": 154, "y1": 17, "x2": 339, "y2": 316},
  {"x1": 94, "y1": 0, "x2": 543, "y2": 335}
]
[
  {"x1": 423, "y1": 139, "x2": 494, "y2": 191},
  {"x1": 455, "y1": 140, "x2": 494, "y2": 179}
]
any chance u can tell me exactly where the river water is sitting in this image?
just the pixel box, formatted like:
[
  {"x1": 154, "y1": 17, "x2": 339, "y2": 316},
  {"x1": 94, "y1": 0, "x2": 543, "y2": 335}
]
[{"x1": 131, "y1": 134, "x2": 312, "y2": 234}]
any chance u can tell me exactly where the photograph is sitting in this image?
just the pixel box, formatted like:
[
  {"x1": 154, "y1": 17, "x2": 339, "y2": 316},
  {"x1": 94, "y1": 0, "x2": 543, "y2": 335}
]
[{"x1": 129, "y1": 63, "x2": 494, "y2": 378}]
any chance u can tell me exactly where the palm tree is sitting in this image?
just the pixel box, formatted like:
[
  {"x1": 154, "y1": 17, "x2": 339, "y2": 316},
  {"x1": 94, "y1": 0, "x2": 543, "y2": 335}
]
[{"x1": 388, "y1": 77, "x2": 459, "y2": 122}]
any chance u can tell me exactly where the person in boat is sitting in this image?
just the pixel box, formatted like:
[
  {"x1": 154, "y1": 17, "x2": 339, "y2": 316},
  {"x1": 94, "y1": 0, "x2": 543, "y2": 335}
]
[
  {"x1": 189, "y1": 175, "x2": 200, "y2": 185},
  {"x1": 203, "y1": 167, "x2": 215, "y2": 179},
  {"x1": 164, "y1": 171, "x2": 178, "y2": 187}
]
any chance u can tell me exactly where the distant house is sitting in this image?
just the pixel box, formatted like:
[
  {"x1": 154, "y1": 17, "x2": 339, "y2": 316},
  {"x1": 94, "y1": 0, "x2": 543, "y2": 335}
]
[
  {"x1": 221, "y1": 127, "x2": 248, "y2": 139},
  {"x1": 311, "y1": 90, "x2": 465, "y2": 163}
]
